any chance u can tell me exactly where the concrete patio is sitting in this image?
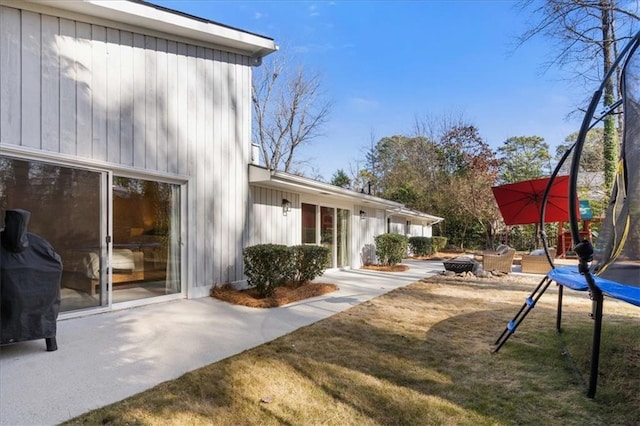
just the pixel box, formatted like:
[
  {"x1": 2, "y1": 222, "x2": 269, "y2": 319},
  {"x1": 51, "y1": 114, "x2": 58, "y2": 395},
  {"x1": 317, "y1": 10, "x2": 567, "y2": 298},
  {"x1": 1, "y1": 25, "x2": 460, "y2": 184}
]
[{"x1": 0, "y1": 260, "x2": 445, "y2": 426}]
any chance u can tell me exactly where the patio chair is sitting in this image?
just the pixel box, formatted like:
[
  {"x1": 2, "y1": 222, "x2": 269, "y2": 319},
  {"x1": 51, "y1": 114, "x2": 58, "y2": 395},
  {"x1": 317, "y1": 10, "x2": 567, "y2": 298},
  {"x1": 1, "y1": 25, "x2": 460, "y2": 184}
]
[
  {"x1": 521, "y1": 248, "x2": 556, "y2": 274},
  {"x1": 482, "y1": 247, "x2": 516, "y2": 273}
]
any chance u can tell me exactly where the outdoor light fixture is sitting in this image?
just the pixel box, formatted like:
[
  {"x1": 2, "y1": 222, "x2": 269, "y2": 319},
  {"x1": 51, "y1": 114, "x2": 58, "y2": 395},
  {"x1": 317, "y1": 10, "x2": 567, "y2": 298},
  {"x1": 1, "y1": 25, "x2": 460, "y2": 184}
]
[
  {"x1": 359, "y1": 210, "x2": 366, "y2": 220},
  {"x1": 282, "y1": 198, "x2": 291, "y2": 215}
]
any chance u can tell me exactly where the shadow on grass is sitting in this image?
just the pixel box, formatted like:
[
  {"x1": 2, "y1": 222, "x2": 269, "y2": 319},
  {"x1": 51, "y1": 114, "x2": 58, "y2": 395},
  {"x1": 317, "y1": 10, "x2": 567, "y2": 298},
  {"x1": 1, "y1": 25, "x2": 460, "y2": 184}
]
[{"x1": 64, "y1": 275, "x2": 640, "y2": 425}]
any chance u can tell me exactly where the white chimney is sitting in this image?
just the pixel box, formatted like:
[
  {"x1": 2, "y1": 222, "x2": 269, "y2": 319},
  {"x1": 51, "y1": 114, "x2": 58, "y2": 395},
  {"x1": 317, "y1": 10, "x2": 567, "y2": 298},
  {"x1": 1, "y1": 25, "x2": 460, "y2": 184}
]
[{"x1": 251, "y1": 144, "x2": 261, "y2": 165}]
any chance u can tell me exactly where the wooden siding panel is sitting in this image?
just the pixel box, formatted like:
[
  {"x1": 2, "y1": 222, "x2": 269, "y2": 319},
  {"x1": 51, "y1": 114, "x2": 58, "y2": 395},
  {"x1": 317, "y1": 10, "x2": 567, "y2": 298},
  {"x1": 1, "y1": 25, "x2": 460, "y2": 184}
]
[
  {"x1": 176, "y1": 42, "x2": 188, "y2": 175},
  {"x1": 75, "y1": 22, "x2": 93, "y2": 158},
  {"x1": 204, "y1": 48, "x2": 214, "y2": 284},
  {"x1": 1, "y1": 6, "x2": 22, "y2": 146},
  {"x1": 58, "y1": 18, "x2": 77, "y2": 155},
  {"x1": 248, "y1": 186, "x2": 299, "y2": 247},
  {"x1": 132, "y1": 32, "x2": 145, "y2": 168},
  {"x1": 106, "y1": 28, "x2": 121, "y2": 164},
  {"x1": 119, "y1": 31, "x2": 134, "y2": 166},
  {"x1": 91, "y1": 25, "x2": 107, "y2": 161},
  {"x1": 156, "y1": 38, "x2": 168, "y2": 173},
  {"x1": 218, "y1": 52, "x2": 230, "y2": 284},
  {"x1": 21, "y1": 10, "x2": 41, "y2": 149},
  {"x1": 41, "y1": 15, "x2": 60, "y2": 153},
  {"x1": 212, "y1": 49, "x2": 223, "y2": 285},
  {"x1": 186, "y1": 44, "x2": 199, "y2": 284},
  {"x1": 195, "y1": 46, "x2": 206, "y2": 286},
  {"x1": 236, "y1": 55, "x2": 250, "y2": 278},
  {"x1": 144, "y1": 36, "x2": 157, "y2": 170},
  {"x1": 166, "y1": 41, "x2": 179, "y2": 175}
]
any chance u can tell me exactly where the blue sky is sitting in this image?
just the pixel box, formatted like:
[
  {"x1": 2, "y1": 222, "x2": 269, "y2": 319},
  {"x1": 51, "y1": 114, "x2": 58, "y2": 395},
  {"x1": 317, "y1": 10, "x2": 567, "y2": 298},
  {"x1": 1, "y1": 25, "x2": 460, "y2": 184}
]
[{"x1": 151, "y1": 1, "x2": 587, "y2": 181}]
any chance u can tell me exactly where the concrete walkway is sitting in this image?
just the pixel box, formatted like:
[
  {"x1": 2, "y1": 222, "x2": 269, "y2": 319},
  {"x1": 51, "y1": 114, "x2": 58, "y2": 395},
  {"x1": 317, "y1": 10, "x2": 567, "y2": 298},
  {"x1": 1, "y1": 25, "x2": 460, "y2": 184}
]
[{"x1": 0, "y1": 260, "x2": 444, "y2": 426}]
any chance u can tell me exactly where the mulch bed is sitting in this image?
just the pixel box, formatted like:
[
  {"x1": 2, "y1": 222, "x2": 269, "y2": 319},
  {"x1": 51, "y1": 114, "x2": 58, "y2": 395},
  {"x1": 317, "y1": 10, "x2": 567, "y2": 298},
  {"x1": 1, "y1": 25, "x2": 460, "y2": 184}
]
[
  {"x1": 211, "y1": 282, "x2": 339, "y2": 308},
  {"x1": 361, "y1": 264, "x2": 410, "y2": 272}
]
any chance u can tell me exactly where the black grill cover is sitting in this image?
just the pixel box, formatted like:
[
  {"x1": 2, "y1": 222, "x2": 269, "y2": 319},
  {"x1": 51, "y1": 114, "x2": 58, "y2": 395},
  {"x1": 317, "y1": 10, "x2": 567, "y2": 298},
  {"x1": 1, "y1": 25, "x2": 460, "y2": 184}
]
[{"x1": 1, "y1": 209, "x2": 62, "y2": 346}]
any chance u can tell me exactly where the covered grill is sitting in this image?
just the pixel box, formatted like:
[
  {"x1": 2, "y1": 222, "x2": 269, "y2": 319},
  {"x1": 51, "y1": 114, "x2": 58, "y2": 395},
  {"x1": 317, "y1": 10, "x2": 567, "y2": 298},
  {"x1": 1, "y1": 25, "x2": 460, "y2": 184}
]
[{"x1": 1, "y1": 209, "x2": 62, "y2": 351}]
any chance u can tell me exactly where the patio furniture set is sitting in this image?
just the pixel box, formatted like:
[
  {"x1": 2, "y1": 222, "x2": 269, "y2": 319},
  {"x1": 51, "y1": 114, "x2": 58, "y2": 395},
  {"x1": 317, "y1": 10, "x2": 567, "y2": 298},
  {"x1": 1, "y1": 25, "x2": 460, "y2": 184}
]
[{"x1": 443, "y1": 245, "x2": 556, "y2": 275}]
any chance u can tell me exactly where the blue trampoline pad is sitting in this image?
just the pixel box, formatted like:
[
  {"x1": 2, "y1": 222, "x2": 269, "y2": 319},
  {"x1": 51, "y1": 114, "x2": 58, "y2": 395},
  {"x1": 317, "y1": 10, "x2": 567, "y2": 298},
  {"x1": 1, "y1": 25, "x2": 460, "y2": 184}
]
[{"x1": 549, "y1": 266, "x2": 640, "y2": 307}]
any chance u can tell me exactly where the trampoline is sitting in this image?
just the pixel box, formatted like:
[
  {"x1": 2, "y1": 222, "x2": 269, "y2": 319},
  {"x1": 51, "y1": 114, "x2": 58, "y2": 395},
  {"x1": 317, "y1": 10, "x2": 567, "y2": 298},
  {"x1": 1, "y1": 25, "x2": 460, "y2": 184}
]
[{"x1": 493, "y1": 30, "x2": 640, "y2": 398}]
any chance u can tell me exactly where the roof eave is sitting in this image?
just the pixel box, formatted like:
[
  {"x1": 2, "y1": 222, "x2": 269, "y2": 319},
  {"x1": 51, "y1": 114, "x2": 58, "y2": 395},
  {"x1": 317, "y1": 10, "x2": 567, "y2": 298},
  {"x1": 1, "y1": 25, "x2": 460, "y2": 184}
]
[
  {"x1": 18, "y1": 0, "x2": 278, "y2": 60},
  {"x1": 387, "y1": 207, "x2": 444, "y2": 225},
  {"x1": 249, "y1": 165, "x2": 404, "y2": 208}
]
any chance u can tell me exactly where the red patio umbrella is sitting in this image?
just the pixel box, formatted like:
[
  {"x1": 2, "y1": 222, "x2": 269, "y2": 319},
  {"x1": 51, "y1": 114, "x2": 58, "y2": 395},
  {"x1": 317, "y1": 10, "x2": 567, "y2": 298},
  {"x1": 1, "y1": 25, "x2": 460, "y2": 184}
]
[{"x1": 491, "y1": 176, "x2": 580, "y2": 226}]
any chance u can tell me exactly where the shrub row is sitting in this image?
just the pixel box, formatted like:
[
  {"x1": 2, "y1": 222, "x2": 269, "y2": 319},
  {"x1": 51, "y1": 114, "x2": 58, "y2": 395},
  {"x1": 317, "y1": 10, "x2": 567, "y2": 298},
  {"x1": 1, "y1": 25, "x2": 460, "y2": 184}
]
[
  {"x1": 408, "y1": 237, "x2": 433, "y2": 256},
  {"x1": 407, "y1": 236, "x2": 448, "y2": 257},
  {"x1": 243, "y1": 244, "x2": 330, "y2": 297},
  {"x1": 374, "y1": 233, "x2": 408, "y2": 266},
  {"x1": 432, "y1": 236, "x2": 448, "y2": 252}
]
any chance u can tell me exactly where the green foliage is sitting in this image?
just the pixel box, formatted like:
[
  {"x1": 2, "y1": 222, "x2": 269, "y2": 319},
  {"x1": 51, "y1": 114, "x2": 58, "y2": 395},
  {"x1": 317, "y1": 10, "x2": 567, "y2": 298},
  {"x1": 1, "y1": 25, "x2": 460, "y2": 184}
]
[
  {"x1": 558, "y1": 128, "x2": 605, "y2": 174},
  {"x1": 498, "y1": 136, "x2": 551, "y2": 183},
  {"x1": 386, "y1": 184, "x2": 420, "y2": 205},
  {"x1": 431, "y1": 236, "x2": 448, "y2": 252},
  {"x1": 408, "y1": 237, "x2": 434, "y2": 256},
  {"x1": 243, "y1": 244, "x2": 295, "y2": 297},
  {"x1": 363, "y1": 124, "x2": 501, "y2": 250},
  {"x1": 603, "y1": 113, "x2": 618, "y2": 192},
  {"x1": 330, "y1": 169, "x2": 351, "y2": 188},
  {"x1": 374, "y1": 233, "x2": 408, "y2": 266},
  {"x1": 291, "y1": 245, "x2": 330, "y2": 286},
  {"x1": 243, "y1": 244, "x2": 331, "y2": 296}
]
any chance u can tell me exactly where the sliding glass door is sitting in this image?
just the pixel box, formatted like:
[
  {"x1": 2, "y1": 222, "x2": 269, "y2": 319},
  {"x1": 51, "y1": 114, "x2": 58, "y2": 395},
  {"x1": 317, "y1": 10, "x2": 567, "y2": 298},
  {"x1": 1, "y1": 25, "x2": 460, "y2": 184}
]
[
  {"x1": 0, "y1": 156, "x2": 183, "y2": 312},
  {"x1": 337, "y1": 208, "x2": 350, "y2": 268},
  {"x1": 111, "y1": 176, "x2": 181, "y2": 303},
  {"x1": 301, "y1": 202, "x2": 350, "y2": 268},
  {"x1": 0, "y1": 157, "x2": 105, "y2": 311}
]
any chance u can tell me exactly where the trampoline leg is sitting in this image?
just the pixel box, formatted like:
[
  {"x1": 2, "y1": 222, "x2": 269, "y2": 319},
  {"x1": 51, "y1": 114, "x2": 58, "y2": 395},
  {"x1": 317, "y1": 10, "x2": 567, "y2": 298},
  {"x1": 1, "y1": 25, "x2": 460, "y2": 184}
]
[
  {"x1": 45, "y1": 336, "x2": 57, "y2": 352},
  {"x1": 493, "y1": 276, "x2": 553, "y2": 353},
  {"x1": 556, "y1": 285, "x2": 564, "y2": 333},
  {"x1": 587, "y1": 289, "x2": 603, "y2": 398}
]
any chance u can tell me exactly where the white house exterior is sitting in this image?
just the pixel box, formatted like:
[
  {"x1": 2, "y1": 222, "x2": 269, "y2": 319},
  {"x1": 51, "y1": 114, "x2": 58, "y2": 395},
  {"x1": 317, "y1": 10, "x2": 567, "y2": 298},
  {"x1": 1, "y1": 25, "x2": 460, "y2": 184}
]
[
  {"x1": 248, "y1": 165, "x2": 443, "y2": 268},
  {"x1": 0, "y1": 0, "x2": 277, "y2": 316},
  {"x1": 386, "y1": 207, "x2": 443, "y2": 238},
  {"x1": 0, "y1": 0, "x2": 442, "y2": 318}
]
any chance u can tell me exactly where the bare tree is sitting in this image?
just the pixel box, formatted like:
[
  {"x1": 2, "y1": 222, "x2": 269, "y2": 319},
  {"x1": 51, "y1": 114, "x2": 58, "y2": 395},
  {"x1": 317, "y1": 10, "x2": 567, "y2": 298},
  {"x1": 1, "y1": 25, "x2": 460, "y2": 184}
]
[
  {"x1": 252, "y1": 54, "x2": 332, "y2": 173},
  {"x1": 518, "y1": 0, "x2": 640, "y2": 190}
]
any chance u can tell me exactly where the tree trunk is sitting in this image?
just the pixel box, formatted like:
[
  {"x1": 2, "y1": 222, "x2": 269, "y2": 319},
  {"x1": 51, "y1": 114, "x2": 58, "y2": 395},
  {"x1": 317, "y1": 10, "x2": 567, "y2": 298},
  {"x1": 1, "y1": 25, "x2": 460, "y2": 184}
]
[{"x1": 601, "y1": 0, "x2": 618, "y2": 192}]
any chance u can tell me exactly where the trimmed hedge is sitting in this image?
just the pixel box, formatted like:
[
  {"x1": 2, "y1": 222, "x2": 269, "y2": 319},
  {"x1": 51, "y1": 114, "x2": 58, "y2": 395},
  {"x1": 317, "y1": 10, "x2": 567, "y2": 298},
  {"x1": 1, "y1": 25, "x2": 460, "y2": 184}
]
[
  {"x1": 408, "y1": 236, "x2": 434, "y2": 257},
  {"x1": 374, "y1": 233, "x2": 408, "y2": 266},
  {"x1": 243, "y1": 244, "x2": 330, "y2": 297},
  {"x1": 432, "y1": 236, "x2": 448, "y2": 252},
  {"x1": 292, "y1": 245, "x2": 330, "y2": 286},
  {"x1": 243, "y1": 244, "x2": 294, "y2": 297}
]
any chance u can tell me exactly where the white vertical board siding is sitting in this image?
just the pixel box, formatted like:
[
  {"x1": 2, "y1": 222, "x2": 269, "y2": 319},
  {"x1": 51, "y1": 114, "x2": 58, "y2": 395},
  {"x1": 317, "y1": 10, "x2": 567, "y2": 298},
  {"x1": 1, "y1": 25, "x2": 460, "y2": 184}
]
[
  {"x1": 0, "y1": 6, "x2": 255, "y2": 294},
  {"x1": 409, "y1": 222, "x2": 427, "y2": 237},
  {"x1": 0, "y1": 6, "x2": 21, "y2": 145},
  {"x1": 354, "y1": 206, "x2": 385, "y2": 267},
  {"x1": 41, "y1": 15, "x2": 60, "y2": 153},
  {"x1": 20, "y1": 10, "x2": 41, "y2": 149},
  {"x1": 248, "y1": 186, "x2": 300, "y2": 247},
  {"x1": 106, "y1": 28, "x2": 121, "y2": 164},
  {"x1": 388, "y1": 217, "x2": 406, "y2": 235}
]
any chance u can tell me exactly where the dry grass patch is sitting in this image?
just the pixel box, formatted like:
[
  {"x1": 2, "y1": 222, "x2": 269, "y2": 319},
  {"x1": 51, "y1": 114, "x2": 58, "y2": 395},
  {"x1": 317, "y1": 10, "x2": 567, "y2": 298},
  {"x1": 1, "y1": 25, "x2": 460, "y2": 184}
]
[
  {"x1": 65, "y1": 273, "x2": 640, "y2": 425},
  {"x1": 211, "y1": 282, "x2": 338, "y2": 308},
  {"x1": 360, "y1": 264, "x2": 410, "y2": 272}
]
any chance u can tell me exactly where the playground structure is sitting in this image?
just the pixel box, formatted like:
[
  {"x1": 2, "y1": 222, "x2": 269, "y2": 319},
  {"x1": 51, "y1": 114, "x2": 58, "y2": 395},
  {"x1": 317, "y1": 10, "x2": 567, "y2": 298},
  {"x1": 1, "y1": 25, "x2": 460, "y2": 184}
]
[{"x1": 493, "y1": 30, "x2": 640, "y2": 398}]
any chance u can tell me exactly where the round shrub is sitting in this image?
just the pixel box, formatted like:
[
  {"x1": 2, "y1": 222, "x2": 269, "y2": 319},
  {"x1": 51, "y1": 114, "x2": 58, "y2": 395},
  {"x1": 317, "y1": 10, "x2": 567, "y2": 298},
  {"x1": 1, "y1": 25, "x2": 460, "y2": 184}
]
[
  {"x1": 408, "y1": 236, "x2": 434, "y2": 257},
  {"x1": 243, "y1": 244, "x2": 294, "y2": 297},
  {"x1": 374, "y1": 233, "x2": 408, "y2": 266},
  {"x1": 291, "y1": 245, "x2": 330, "y2": 286},
  {"x1": 432, "y1": 236, "x2": 448, "y2": 252}
]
